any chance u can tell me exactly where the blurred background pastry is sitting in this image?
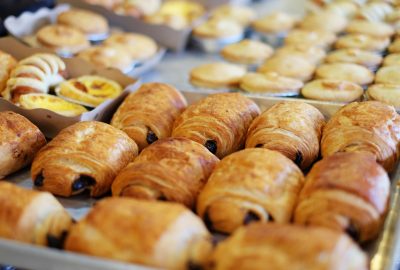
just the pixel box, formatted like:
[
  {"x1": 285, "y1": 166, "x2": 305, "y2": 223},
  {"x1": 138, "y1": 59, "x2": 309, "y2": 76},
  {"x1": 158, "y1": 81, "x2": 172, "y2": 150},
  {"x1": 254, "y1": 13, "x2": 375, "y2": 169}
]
[
  {"x1": 220, "y1": 39, "x2": 274, "y2": 65},
  {"x1": 325, "y1": 48, "x2": 382, "y2": 71},
  {"x1": 210, "y1": 4, "x2": 255, "y2": 26},
  {"x1": 299, "y1": 10, "x2": 348, "y2": 33},
  {"x1": 275, "y1": 44, "x2": 326, "y2": 65},
  {"x1": 367, "y1": 84, "x2": 400, "y2": 109},
  {"x1": 284, "y1": 29, "x2": 337, "y2": 50},
  {"x1": 315, "y1": 63, "x2": 374, "y2": 87},
  {"x1": 335, "y1": 33, "x2": 390, "y2": 52},
  {"x1": 113, "y1": 0, "x2": 161, "y2": 18}
]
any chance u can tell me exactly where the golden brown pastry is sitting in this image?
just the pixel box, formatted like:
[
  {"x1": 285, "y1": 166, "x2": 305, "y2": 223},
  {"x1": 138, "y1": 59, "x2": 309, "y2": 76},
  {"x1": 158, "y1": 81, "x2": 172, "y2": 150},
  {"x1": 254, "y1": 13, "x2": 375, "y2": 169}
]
[
  {"x1": 192, "y1": 18, "x2": 243, "y2": 39},
  {"x1": 111, "y1": 83, "x2": 187, "y2": 151},
  {"x1": 321, "y1": 101, "x2": 400, "y2": 172},
  {"x1": 2, "y1": 53, "x2": 67, "y2": 103},
  {"x1": 197, "y1": 148, "x2": 304, "y2": 234},
  {"x1": 315, "y1": 63, "x2": 374, "y2": 86},
  {"x1": 209, "y1": 223, "x2": 368, "y2": 270},
  {"x1": 375, "y1": 66, "x2": 400, "y2": 84},
  {"x1": 0, "y1": 181, "x2": 73, "y2": 248},
  {"x1": 211, "y1": 4, "x2": 255, "y2": 26},
  {"x1": 65, "y1": 197, "x2": 212, "y2": 270},
  {"x1": 284, "y1": 29, "x2": 337, "y2": 49},
  {"x1": 388, "y1": 38, "x2": 400, "y2": 53},
  {"x1": 0, "y1": 50, "x2": 17, "y2": 94},
  {"x1": 325, "y1": 48, "x2": 383, "y2": 71},
  {"x1": 172, "y1": 93, "x2": 260, "y2": 158},
  {"x1": 294, "y1": 152, "x2": 390, "y2": 243},
  {"x1": 345, "y1": 19, "x2": 394, "y2": 38},
  {"x1": 275, "y1": 44, "x2": 326, "y2": 65},
  {"x1": 335, "y1": 34, "x2": 390, "y2": 52},
  {"x1": 367, "y1": 84, "x2": 400, "y2": 109},
  {"x1": 31, "y1": 121, "x2": 138, "y2": 197},
  {"x1": 0, "y1": 111, "x2": 46, "y2": 179},
  {"x1": 383, "y1": 53, "x2": 400, "y2": 66},
  {"x1": 251, "y1": 12, "x2": 297, "y2": 35},
  {"x1": 57, "y1": 9, "x2": 109, "y2": 36},
  {"x1": 246, "y1": 101, "x2": 325, "y2": 169},
  {"x1": 112, "y1": 137, "x2": 219, "y2": 208},
  {"x1": 299, "y1": 11, "x2": 348, "y2": 33},
  {"x1": 113, "y1": 0, "x2": 160, "y2": 17},
  {"x1": 220, "y1": 39, "x2": 274, "y2": 65}
]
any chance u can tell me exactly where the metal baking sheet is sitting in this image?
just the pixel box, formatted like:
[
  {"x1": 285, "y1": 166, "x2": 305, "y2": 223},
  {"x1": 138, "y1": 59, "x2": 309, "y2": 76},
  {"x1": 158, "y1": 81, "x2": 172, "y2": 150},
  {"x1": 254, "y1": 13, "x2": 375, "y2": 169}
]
[{"x1": 0, "y1": 91, "x2": 399, "y2": 270}]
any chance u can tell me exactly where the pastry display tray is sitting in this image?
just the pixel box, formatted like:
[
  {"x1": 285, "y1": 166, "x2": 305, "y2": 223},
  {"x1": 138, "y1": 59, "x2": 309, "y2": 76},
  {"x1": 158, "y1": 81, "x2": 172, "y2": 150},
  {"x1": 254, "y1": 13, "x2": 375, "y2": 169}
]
[{"x1": 0, "y1": 91, "x2": 399, "y2": 270}]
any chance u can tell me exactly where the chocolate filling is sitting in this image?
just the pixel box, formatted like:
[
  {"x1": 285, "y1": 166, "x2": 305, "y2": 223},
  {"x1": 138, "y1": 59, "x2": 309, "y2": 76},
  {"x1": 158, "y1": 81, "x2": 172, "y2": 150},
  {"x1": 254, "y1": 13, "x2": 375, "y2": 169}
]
[
  {"x1": 243, "y1": 211, "x2": 260, "y2": 225},
  {"x1": 187, "y1": 261, "x2": 204, "y2": 270},
  {"x1": 146, "y1": 129, "x2": 158, "y2": 145},
  {"x1": 71, "y1": 175, "x2": 96, "y2": 192},
  {"x1": 294, "y1": 151, "x2": 303, "y2": 166},
  {"x1": 47, "y1": 230, "x2": 68, "y2": 249},
  {"x1": 345, "y1": 223, "x2": 360, "y2": 242},
  {"x1": 204, "y1": 140, "x2": 217, "y2": 154},
  {"x1": 34, "y1": 174, "x2": 44, "y2": 187}
]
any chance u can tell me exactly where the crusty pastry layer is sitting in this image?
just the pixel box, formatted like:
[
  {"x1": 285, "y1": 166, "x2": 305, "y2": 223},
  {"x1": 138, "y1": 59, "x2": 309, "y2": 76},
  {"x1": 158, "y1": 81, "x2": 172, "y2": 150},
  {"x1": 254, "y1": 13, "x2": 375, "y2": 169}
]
[
  {"x1": 295, "y1": 152, "x2": 390, "y2": 242},
  {"x1": 246, "y1": 101, "x2": 325, "y2": 169},
  {"x1": 321, "y1": 101, "x2": 400, "y2": 172},
  {"x1": 197, "y1": 148, "x2": 304, "y2": 234},
  {"x1": 0, "y1": 111, "x2": 46, "y2": 179},
  {"x1": 65, "y1": 197, "x2": 212, "y2": 270},
  {"x1": 31, "y1": 121, "x2": 138, "y2": 197},
  {"x1": 0, "y1": 182, "x2": 73, "y2": 247},
  {"x1": 172, "y1": 93, "x2": 260, "y2": 158},
  {"x1": 112, "y1": 137, "x2": 219, "y2": 208},
  {"x1": 111, "y1": 83, "x2": 187, "y2": 151},
  {"x1": 210, "y1": 223, "x2": 368, "y2": 270}
]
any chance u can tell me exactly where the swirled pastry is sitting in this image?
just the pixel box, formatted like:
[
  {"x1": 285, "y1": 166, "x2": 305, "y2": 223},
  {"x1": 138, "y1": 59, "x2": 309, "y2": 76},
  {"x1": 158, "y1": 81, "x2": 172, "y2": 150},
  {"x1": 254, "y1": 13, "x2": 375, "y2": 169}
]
[
  {"x1": 31, "y1": 121, "x2": 138, "y2": 197},
  {"x1": 0, "y1": 182, "x2": 73, "y2": 248},
  {"x1": 295, "y1": 152, "x2": 390, "y2": 243},
  {"x1": 197, "y1": 148, "x2": 304, "y2": 234},
  {"x1": 0, "y1": 111, "x2": 46, "y2": 179},
  {"x1": 0, "y1": 50, "x2": 17, "y2": 94},
  {"x1": 246, "y1": 102, "x2": 325, "y2": 169},
  {"x1": 210, "y1": 223, "x2": 368, "y2": 270},
  {"x1": 111, "y1": 83, "x2": 187, "y2": 151},
  {"x1": 2, "y1": 53, "x2": 67, "y2": 103},
  {"x1": 112, "y1": 137, "x2": 219, "y2": 208},
  {"x1": 321, "y1": 101, "x2": 400, "y2": 172},
  {"x1": 65, "y1": 197, "x2": 212, "y2": 270},
  {"x1": 172, "y1": 93, "x2": 260, "y2": 158}
]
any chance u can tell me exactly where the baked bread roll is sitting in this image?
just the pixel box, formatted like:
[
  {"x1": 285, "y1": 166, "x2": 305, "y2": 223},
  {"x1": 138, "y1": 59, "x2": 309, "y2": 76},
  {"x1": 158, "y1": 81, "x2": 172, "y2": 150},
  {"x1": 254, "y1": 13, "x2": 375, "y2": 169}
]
[
  {"x1": 294, "y1": 152, "x2": 390, "y2": 243},
  {"x1": 0, "y1": 182, "x2": 73, "y2": 248},
  {"x1": 0, "y1": 111, "x2": 46, "y2": 179},
  {"x1": 210, "y1": 223, "x2": 368, "y2": 270},
  {"x1": 112, "y1": 137, "x2": 219, "y2": 208},
  {"x1": 246, "y1": 101, "x2": 325, "y2": 169},
  {"x1": 31, "y1": 121, "x2": 138, "y2": 197},
  {"x1": 321, "y1": 101, "x2": 400, "y2": 172},
  {"x1": 172, "y1": 93, "x2": 260, "y2": 158},
  {"x1": 197, "y1": 148, "x2": 304, "y2": 234},
  {"x1": 3, "y1": 53, "x2": 67, "y2": 103},
  {"x1": 0, "y1": 50, "x2": 17, "y2": 94},
  {"x1": 111, "y1": 83, "x2": 187, "y2": 151},
  {"x1": 65, "y1": 197, "x2": 212, "y2": 270}
]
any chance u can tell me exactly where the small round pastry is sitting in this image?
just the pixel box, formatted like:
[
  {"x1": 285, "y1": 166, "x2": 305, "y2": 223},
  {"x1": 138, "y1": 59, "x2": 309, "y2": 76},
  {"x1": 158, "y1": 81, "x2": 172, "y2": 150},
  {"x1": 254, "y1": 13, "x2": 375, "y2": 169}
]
[
  {"x1": 388, "y1": 38, "x2": 400, "y2": 53},
  {"x1": 252, "y1": 12, "x2": 297, "y2": 35},
  {"x1": 345, "y1": 19, "x2": 394, "y2": 38},
  {"x1": 301, "y1": 79, "x2": 364, "y2": 103},
  {"x1": 112, "y1": 0, "x2": 161, "y2": 17},
  {"x1": 104, "y1": 32, "x2": 158, "y2": 61},
  {"x1": 383, "y1": 53, "x2": 400, "y2": 66},
  {"x1": 220, "y1": 39, "x2": 274, "y2": 65},
  {"x1": 189, "y1": 62, "x2": 246, "y2": 89},
  {"x1": 77, "y1": 44, "x2": 133, "y2": 72},
  {"x1": 284, "y1": 29, "x2": 337, "y2": 50},
  {"x1": 193, "y1": 18, "x2": 243, "y2": 39},
  {"x1": 299, "y1": 11, "x2": 348, "y2": 33},
  {"x1": 36, "y1": 24, "x2": 90, "y2": 55},
  {"x1": 335, "y1": 34, "x2": 390, "y2": 52},
  {"x1": 0, "y1": 50, "x2": 17, "y2": 94},
  {"x1": 275, "y1": 44, "x2": 326, "y2": 65},
  {"x1": 57, "y1": 9, "x2": 109, "y2": 37},
  {"x1": 356, "y1": 2, "x2": 393, "y2": 21},
  {"x1": 315, "y1": 63, "x2": 374, "y2": 86},
  {"x1": 240, "y1": 72, "x2": 303, "y2": 96},
  {"x1": 375, "y1": 66, "x2": 400, "y2": 84},
  {"x1": 325, "y1": 49, "x2": 382, "y2": 71},
  {"x1": 324, "y1": 2, "x2": 358, "y2": 18},
  {"x1": 367, "y1": 84, "x2": 400, "y2": 109},
  {"x1": 257, "y1": 55, "x2": 316, "y2": 82},
  {"x1": 210, "y1": 4, "x2": 256, "y2": 26}
]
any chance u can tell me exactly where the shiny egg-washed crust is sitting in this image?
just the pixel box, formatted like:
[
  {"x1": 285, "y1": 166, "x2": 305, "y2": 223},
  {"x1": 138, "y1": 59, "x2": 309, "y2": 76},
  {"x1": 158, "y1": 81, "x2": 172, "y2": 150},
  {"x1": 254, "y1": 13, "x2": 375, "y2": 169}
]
[
  {"x1": 321, "y1": 101, "x2": 400, "y2": 172},
  {"x1": 0, "y1": 111, "x2": 46, "y2": 179},
  {"x1": 0, "y1": 182, "x2": 73, "y2": 247},
  {"x1": 65, "y1": 197, "x2": 212, "y2": 270},
  {"x1": 197, "y1": 148, "x2": 304, "y2": 234},
  {"x1": 246, "y1": 102, "x2": 325, "y2": 170},
  {"x1": 31, "y1": 121, "x2": 138, "y2": 197},
  {"x1": 172, "y1": 93, "x2": 260, "y2": 158},
  {"x1": 0, "y1": 50, "x2": 16, "y2": 94},
  {"x1": 209, "y1": 223, "x2": 368, "y2": 270},
  {"x1": 295, "y1": 152, "x2": 390, "y2": 243},
  {"x1": 111, "y1": 83, "x2": 187, "y2": 151},
  {"x1": 112, "y1": 137, "x2": 219, "y2": 209}
]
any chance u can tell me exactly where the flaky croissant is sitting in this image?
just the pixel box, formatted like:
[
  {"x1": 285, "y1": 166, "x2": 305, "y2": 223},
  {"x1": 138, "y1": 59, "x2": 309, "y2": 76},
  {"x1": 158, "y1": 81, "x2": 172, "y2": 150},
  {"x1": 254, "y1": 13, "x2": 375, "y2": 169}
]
[
  {"x1": 2, "y1": 53, "x2": 67, "y2": 103},
  {"x1": 0, "y1": 182, "x2": 73, "y2": 248},
  {"x1": 294, "y1": 152, "x2": 390, "y2": 243},
  {"x1": 112, "y1": 137, "x2": 219, "y2": 208},
  {"x1": 197, "y1": 148, "x2": 304, "y2": 234},
  {"x1": 246, "y1": 101, "x2": 325, "y2": 170},
  {"x1": 321, "y1": 101, "x2": 400, "y2": 172},
  {"x1": 210, "y1": 223, "x2": 368, "y2": 270},
  {"x1": 172, "y1": 93, "x2": 260, "y2": 158},
  {"x1": 111, "y1": 83, "x2": 187, "y2": 151},
  {"x1": 31, "y1": 121, "x2": 138, "y2": 197},
  {"x1": 65, "y1": 197, "x2": 212, "y2": 270},
  {"x1": 0, "y1": 111, "x2": 46, "y2": 179}
]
